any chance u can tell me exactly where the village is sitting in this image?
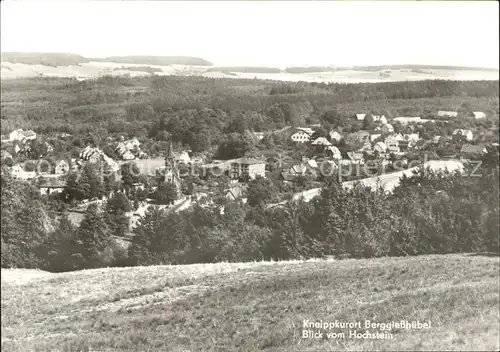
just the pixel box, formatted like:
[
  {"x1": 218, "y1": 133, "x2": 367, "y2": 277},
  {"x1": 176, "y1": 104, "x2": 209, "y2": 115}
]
[{"x1": 1, "y1": 108, "x2": 497, "y2": 234}]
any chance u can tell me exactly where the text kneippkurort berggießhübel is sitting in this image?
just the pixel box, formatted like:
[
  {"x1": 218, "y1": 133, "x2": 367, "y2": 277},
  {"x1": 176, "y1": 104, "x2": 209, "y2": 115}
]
[{"x1": 301, "y1": 319, "x2": 432, "y2": 340}]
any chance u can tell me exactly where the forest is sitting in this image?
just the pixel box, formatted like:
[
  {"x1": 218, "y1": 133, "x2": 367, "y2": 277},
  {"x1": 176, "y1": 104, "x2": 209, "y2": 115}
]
[
  {"x1": 1, "y1": 76, "x2": 498, "y2": 158},
  {"x1": 1, "y1": 75, "x2": 499, "y2": 271}
]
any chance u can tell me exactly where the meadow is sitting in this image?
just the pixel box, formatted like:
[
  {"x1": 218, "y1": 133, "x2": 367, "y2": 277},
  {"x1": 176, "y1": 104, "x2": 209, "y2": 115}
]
[{"x1": 1, "y1": 254, "x2": 499, "y2": 351}]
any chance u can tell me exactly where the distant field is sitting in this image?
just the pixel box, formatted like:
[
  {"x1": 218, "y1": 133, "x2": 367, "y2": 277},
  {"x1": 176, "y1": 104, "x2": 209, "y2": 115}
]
[
  {"x1": 1, "y1": 254, "x2": 499, "y2": 351},
  {"x1": 1, "y1": 60, "x2": 498, "y2": 83}
]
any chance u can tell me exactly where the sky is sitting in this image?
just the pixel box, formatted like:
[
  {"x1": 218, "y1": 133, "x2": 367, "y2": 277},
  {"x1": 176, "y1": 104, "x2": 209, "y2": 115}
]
[{"x1": 1, "y1": 1, "x2": 499, "y2": 69}]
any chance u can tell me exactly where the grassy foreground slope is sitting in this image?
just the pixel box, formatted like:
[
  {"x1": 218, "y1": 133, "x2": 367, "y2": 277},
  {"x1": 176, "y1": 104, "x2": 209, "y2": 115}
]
[{"x1": 1, "y1": 254, "x2": 499, "y2": 351}]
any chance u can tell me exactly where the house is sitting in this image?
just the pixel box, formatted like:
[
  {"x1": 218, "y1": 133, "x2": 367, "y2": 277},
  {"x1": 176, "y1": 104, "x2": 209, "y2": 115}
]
[
  {"x1": 124, "y1": 138, "x2": 141, "y2": 150},
  {"x1": 225, "y1": 183, "x2": 248, "y2": 201},
  {"x1": 14, "y1": 144, "x2": 21, "y2": 154},
  {"x1": 355, "y1": 113, "x2": 367, "y2": 121},
  {"x1": 472, "y1": 111, "x2": 486, "y2": 119},
  {"x1": 370, "y1": 134, "x2": 382, "y2": 142},
  {"x1": 230, "y1": 157, "x2": 266, "y2": 180},
  {"x1": 10, "y1": 164, "x2": 24, "y2": 176},
  {"x1": 173, "y1": 151, "x2": 191, "y2": 164},
  {"x1": 290, "y1": 129, "x2": 313, "y2": 143},
  {"x1": 438, "y1": 111, "x2": 458, "y2": 118},
  {"x1": 80, "y1": 146, "x2": 103, "y2": 161},
  {"x1": 452, "y1": 129, "x2": 473, "y2": 142},
  {"x1": 311, "y1": 137, "x2": 332, "y2": 146},
  {"x1": 381, "y1": 123, "x2": 395, "y2": 134},
  {"x1": 329, "y1": 131, "x2": 342, "y2": 143},
  {"x1": 122, "y1": 150, "x2": 135, "y2": 160},
  {"x1": 55, "y1": 160, "x2": 69, "y2": 175},
  {"x1": 252, "y1": 132, "x2": 265, "y2": 141},
  {"x1": 393, "y1": 134, "x2": 405, "y2": 142},
  {"x1": 385, "y1": 136, "x2": 400, "y2": 153},
  {"x1": 373, "y1": 141, "x2": 387, "y2": 154},
  {"x1": 404, "y1": 133, "x2": 420, "y2": 144},
  {"x1": 326, "y1": 145, "x2": 342, "y2": 160},
  {"x1": 80, "y1": 146, "x2": 119, "y2": 172},
  {"x1": 10, "y1": 164, "x2": 36, "y2": 180},
  {"x1": 372, "y1": 115, "x2": 387, "y2": 124},
  {"x1": 9, "y1": 129, "x2": 37, "y2": 142},
  {"x1": 116, "y1": 142, "x2": 136, "y2": 160},
  {"x1": 393, "y1": 117, "x2": 421, "y2": 125},
  {"x1": 460, "y1": 144, "x2": 487, "y2": 159},
  {"x1": 346, "y1": 152, "x2": 364, "y2": 164},
  {"x1": 20, "y1": 130, "x2": 36, "y2": 141},
  {"x1": 281, "y1": 162, "x2": 317, "y2": 181},
  {"x1": 399, "y1": 134, "x2": 419, "y2": 150},
  {"x1": 349, "y1": 131, "x2": 371, "y2": 144}
]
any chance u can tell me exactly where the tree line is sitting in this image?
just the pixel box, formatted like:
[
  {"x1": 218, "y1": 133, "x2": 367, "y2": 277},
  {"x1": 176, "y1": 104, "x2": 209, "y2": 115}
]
[{"x1": 2, "y1": 156, "x2": 498, "y2": 271}]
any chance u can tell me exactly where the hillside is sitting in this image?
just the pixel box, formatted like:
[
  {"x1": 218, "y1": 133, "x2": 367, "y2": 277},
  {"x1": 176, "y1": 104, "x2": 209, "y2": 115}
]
[
  {"x1": 0, "y1": 52, "x2": 89, "y2": 66},
  {"x1": 1, "y1": 254, "x2": 499, "y2": 351},
  {"x1": 0, "y1": 52, "x2": 213, "y2": 67}
]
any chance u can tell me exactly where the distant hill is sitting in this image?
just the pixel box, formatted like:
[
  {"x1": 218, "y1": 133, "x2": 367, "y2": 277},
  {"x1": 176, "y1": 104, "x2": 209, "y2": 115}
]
[
  {"x1": 97, "y1": 56, "x2": 213, "y2": 66},
  {"x1": 349, "y1": 65, "x2": 500, "y2": 72},
  {"x1": 285, "y1": 64, "x2": 499, "y2": 74},
  {"x1": 1, "y1": 52, "x2": 213, "y2": 67},
  {"x1": 207, "y1": 66, "x2": 281, "y2": 74},
  {"x1": 1, "y1": 52, "x2": 89, "y2": 67}
]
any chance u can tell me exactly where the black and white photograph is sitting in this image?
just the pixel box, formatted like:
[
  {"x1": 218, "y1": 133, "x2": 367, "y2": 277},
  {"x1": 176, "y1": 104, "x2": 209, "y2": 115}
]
[{"x1": 1, "y1": 0, "x2": 499, "y2": 351}]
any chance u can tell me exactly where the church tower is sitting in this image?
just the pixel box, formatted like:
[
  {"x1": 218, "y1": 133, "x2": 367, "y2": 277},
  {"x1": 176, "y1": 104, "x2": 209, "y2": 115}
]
[{"x1": 165, "y1": 139, "x2": 182, "y2": 196}]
